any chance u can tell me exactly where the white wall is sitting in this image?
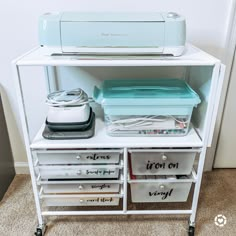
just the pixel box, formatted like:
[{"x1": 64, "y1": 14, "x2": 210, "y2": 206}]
[
  {"x1": 0, "y1": 0, "x2": 233, "y2": 166},
  {"x1": 214, "y1": 50, "x2": 236, "y2": 168}
]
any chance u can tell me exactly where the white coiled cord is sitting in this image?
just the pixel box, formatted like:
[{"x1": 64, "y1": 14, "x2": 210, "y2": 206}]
[
  {"x1": 46, "y1": 88, "x2": 92, "y2": 107},
  {"x1": 106, "y1": 115, "x2": 189, "y2": 132}
]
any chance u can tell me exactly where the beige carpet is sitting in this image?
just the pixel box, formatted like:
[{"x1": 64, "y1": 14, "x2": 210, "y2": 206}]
[{"x1": 0, "y1": 169, "x2": 235, "y2": 236}]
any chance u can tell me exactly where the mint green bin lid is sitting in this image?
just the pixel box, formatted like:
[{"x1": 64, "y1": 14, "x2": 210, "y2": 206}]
[{"x1": 93, "y1": 79, "x2": 201, "y2": 106}]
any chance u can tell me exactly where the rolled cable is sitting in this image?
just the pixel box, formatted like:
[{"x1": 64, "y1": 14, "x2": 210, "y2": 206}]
[{"x1": 46, "y1": 88, "x2": 90, "y2": 107}]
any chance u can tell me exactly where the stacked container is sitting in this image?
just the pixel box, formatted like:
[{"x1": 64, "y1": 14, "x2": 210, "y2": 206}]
[
  {"x1": 128, "y1": 149, "x2": 197, "y2": 203},
  {"x1": 93, "y1": 79, "x2": 201, "y2": 136},
  {"x1": 34, "y1": 149, "x2": 124, "y2": 206}
]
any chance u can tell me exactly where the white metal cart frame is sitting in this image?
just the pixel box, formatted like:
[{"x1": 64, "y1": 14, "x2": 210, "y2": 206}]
[{"x1": 12, "y1": 44, "x2": 225, "y2": 236}]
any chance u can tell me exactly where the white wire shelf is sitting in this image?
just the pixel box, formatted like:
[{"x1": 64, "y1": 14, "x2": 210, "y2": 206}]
[
  {"x1": 30, "y1": 118, "x2": 203, "y2": 149},
  {"x1": 14, "y1": 44, "x2": 220, "y2": 67}
]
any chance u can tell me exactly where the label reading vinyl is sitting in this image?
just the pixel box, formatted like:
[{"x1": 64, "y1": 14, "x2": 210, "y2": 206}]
[{"x1": 149, "y1": 189, "x2": 174, "y2": 200}]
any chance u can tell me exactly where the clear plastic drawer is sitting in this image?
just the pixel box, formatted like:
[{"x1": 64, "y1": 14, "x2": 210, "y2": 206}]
[
  {"x1": 42, "y1": 181, "x2": 120, "y2": 194},
  {"x1": 34, "y1": 149, "x2": 122, "y2": 165},
  {"x1": 36, "y1": 165, "x2": 121, "y2": 179},
  {"x1": 129, "y1": 149, "x2": 197, "y2": 175},
  {"x1": 43, "y1": 196, "x2": 121, "y2": 206},
  {"x1": 129, "y1": 174, "x2": 193, "y2": 203}
]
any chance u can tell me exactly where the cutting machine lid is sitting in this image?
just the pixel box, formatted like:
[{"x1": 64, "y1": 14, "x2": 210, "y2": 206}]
[
  {"x1": 93, "y1": 79, "x2": 201, "y2": 106},
  {"x1": 61, "y1": 12, "x2": 165, "y2": 22}
]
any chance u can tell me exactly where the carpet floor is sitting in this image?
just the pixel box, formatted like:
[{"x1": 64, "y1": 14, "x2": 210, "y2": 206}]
[{"x1": 0, "y1": 169, "x2": 235, "y2": 236}]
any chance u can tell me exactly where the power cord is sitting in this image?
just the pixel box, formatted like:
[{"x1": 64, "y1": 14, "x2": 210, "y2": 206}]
[
  {"x1": 106, "y1": 115, "x2": 189, "y2": 132},
  {"x1": 46, "y1": 88, "x2": 93, "y2": 107}
]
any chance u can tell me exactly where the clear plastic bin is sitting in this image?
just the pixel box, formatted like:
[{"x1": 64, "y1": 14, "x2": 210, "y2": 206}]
[
  {"x1": 129, "y1": 174, "x2": 192, "y2": 203},
  {"x1": 93, "y1": 79, "x2": 201, "y2": 136},
  {"x1": 129, "y1": 181, "x2": 192, "y2": 202},
  {"x1": 105, "y1": 114, "x2": 190, "y2": 136}
]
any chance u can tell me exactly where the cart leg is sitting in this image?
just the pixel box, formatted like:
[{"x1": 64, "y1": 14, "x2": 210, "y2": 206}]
[
  {"x1": 123, "y1": 148, "x2": 128, "y2": 213},
  {"x1": 34, "y1": 223, "x2": 47, "y2": 236},
  {"x1": 188, "y1": 219, "x2": 195, "y2": 236},
  {"x1": 188, "y1": 225, "x2": 195, "y2": 236},
  {"x1": 12, "y1": 63, "x2": 47, "y2": 236},
  {"x1": 188, "y1": 147, "x2": 207, "y2": 236}
]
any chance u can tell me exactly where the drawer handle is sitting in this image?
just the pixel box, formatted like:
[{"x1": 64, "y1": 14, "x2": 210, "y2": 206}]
[
  {"x1": 78, "y1": 185, "x2": 84, "y2": 190},
  {"x1": 159, "y1": 184, "x2": 165, "y2": 190},
  {"x1": 76, "y1": 155, "x2": 81, "y2": 160},
  {"x1": 162, "y1": 155, "x2": 168, "y2": 161},
  {"x1": 77, "y1": 170, "x2": 81, "y2": 175},
  {"x1": 79, "y1": 199, "x2": 84, "y2": 203}
]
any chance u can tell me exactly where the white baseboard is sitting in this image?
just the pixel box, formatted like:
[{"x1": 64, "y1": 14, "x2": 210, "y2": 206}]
[{"x1": 14, "y1": 162, "x2": 29, "y2": 174}]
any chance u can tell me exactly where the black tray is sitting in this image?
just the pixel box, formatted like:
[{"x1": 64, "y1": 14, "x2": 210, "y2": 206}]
[{"x1": 43, "y1": 112, "x2": 95, "y2": 140}]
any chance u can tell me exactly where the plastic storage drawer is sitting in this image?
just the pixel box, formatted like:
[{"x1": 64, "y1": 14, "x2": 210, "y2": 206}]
[
  {"x1": 34, "y1": 149, "x2": 122, "y2": 165},
  {"x1": 36, "y1": 165, "x2": 120, "y2": 179},
  {"x1": 129, "y1": 181, "x2": 192, "y2": 202},
  {"x1": 43, "y1": 196, "x2": 120, "y2": 206},
  {"x1": 129, "y1": 149, "x2": 196, "y2": 175},
  {"x1": 42, "y1": 182, "x2": 120, "y2": 194}
]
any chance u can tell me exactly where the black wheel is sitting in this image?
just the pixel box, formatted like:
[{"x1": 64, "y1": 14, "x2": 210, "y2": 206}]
[
  {"x1": 34, "y1": 228, "x2": 42, "y2": 236},
  {"x1": 188, "y1": 226, "x2": 195, "y2": 236}
]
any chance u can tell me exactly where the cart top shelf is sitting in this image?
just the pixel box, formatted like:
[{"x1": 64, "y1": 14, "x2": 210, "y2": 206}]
[
  {"x1": 30, "y1": 118, "x2": 203, "y2": 149},
  {"x1": 15, "y1": 44, "x2": 220, "y2": 67}
]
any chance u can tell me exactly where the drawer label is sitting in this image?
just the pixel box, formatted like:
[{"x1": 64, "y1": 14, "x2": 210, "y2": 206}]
[
  {"x1": 146, "y1": 161, "x2": 179, "y2": 170},
  {"x1": 86, "y1": 154, "x2": 112, "y2": 161},
  {"x1": 149, "y1": 189, "x2": 173, "y2": 200},
  {"x1": 86, "y1": 169, "x2": 116, "y2": 176},
  {"x1": 86, "y1": 197, "x2": 114, "y2": 203},
  {"x1": 91, "y1": 184, "x2": 111, "y2": 190}
]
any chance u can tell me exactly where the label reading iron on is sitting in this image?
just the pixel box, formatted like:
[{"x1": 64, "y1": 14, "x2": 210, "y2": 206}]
[{"x1": 146, "y1": 161, "x2": 179, "y2": 170}]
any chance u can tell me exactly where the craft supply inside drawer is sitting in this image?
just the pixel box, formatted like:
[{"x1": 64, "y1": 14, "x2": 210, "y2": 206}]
[
  {"x1": 129, "y1": 174, "x2": 193, "y2": 203},
  {"x1": 42, "y1": 182, "x2": 120, "y2": 194},
  {"x1": 129, "y1": 149, "x2": 197, "y2": 175},
  {"x1": 36, "y1": 165, "x2": 120, "y2": 179},
  {"x1": 43, "y1": 196, "x2": 121, "y2": 206},
  {"x1": 34, "y1": 149, "x2": 122, "y2": 165}
]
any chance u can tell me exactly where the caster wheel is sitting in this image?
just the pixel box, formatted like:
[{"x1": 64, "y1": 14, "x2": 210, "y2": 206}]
[
  {"x1": 34, "y1": 228, "x2": 43, "y2": 236},
  {"x1": 188, "y1": 226, "x2": 195, "y2": 236}
]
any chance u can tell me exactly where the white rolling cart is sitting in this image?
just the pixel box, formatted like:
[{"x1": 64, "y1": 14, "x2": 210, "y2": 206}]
[{"x1": 12, "y1": 44, "x2": 225, "y2": 236}]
